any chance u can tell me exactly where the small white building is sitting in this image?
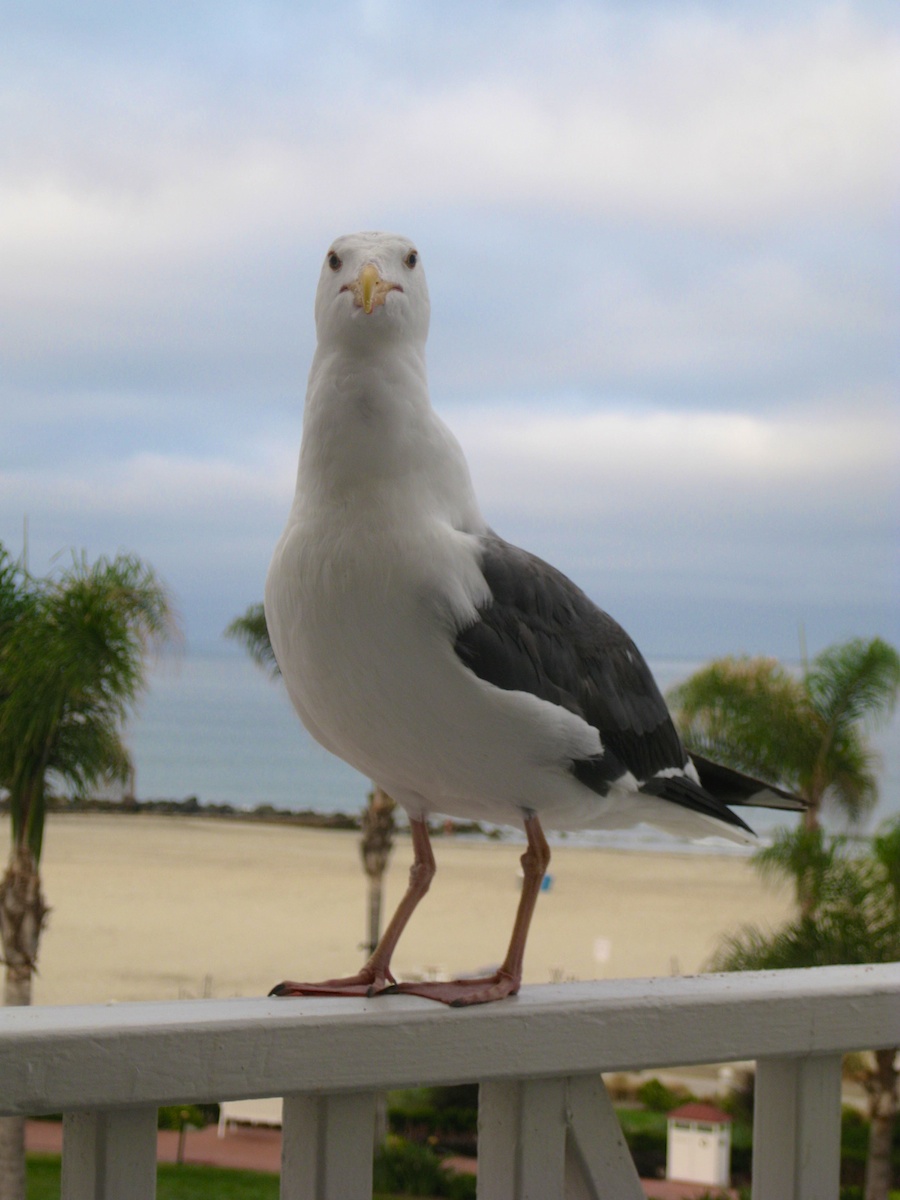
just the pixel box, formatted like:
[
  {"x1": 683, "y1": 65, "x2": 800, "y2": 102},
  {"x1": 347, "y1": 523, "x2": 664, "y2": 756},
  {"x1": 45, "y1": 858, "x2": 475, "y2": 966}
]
[
  {"x1": 218, "y1": 1096, "x2": 283, "y2": 1136},
  {"x1": 666, "y1": 1101, "x2": 732, "y2": 1187}
]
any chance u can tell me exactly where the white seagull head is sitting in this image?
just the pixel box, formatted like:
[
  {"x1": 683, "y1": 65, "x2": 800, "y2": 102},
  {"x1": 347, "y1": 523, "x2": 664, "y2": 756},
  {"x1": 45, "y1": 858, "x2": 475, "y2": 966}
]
[{"x1": 314, "y1": 231, "x2": 430, "y2": 350}]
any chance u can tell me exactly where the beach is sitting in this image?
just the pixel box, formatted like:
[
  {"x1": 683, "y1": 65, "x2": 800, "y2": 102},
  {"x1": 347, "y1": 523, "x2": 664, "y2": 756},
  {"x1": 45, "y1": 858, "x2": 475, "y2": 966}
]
[{"x1": 1, "y1": 814, "x2": 794, "y2": 1007}]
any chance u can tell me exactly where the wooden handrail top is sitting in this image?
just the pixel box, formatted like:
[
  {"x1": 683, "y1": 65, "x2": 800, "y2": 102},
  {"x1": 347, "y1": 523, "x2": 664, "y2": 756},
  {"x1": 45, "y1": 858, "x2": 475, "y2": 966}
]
[{"x1": 0, "y1": 964, "x2": 897, "y2": 1117}]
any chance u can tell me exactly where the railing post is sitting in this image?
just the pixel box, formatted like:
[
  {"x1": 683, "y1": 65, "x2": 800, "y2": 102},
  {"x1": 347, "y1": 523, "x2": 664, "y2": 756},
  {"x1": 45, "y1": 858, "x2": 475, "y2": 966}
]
[
  {"x1": 564, "y1": 1075, "x2": 644, "y2": 1200},
  {"x1": 479, "y1": 1078, "x2": 567, "y2": 1200},
  {"x1": 280, "y1": 1091, "x2": 376, "y2": 1200},
  {"x1": 61, "y1": 1107, "x2": 157, "y2": 1200},
  {"x1": 752, "y1": 1054, "x2": 843, "y2": 1200},
  {"x1": 478, "y1": 1076, "x2": 644, "y2": 1200}
]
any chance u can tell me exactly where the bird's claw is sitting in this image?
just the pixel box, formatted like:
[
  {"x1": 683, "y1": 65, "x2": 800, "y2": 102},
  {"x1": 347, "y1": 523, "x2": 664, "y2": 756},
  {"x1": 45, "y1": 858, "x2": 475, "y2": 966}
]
[
  {"x1": 381, "y1": 969, "x2": 520, "y2": 1007},
  {"x1": 269, "y1": 967, "x2": 394, "y2": 998}
]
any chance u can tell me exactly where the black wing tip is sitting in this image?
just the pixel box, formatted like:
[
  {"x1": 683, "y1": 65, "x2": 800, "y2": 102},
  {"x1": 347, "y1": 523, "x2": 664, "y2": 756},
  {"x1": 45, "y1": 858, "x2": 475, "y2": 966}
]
[
  {"x1": 689, "y1": 753, "x2": 807, "y2": 813},
  {"x1": 740, "y1": 791, "x2": 806, "y2": 812},
  {"x1": 638, "y1": 773, "x2": 756, "y2": 835}
]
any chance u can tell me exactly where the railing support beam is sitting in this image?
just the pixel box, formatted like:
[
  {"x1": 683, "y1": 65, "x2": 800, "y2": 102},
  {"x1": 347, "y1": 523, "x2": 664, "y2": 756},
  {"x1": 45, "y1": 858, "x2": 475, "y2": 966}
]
[
  {"x1": 478, "y1": 1075, "x2": 643, "y2": 1200},
  {"x1": 564, "y1": 1075, "x2": 645, "y2": 1200},
  {"x1": 61, "y1": 1107, "x2": 157, "y2": 1200},
  {"x1": 280, "y1": 1091, "x2": 376, "y2": 1200},
  {"x1": 752, "y1": 1054, "x2": 843, "y2": 1200},
  {"x1": 479, "y1": 1078, "x2": 567, "y2": 1199}
]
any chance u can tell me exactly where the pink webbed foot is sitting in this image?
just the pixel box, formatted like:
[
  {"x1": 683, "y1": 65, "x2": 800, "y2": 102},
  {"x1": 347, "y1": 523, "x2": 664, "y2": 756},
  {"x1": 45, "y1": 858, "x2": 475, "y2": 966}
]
[
  {"x1": 269, "y1": 966, "x2": 396, "y2": 999},
  {"x1": 383, "y1": 969, "x2": 520, "y2": 1007}
]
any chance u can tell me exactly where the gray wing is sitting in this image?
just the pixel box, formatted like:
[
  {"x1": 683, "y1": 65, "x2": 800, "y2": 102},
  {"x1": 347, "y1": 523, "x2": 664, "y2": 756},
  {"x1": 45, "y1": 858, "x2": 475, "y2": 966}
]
[
  {"x1": 451, "y1": 540, "x2": 811, "y2": 830},
  {"x1": 454, "y1": 535, "x2": 686, "y2": 787},
  {"x1": 453, "y1": 535, "x2": 765, "y2": 833}
]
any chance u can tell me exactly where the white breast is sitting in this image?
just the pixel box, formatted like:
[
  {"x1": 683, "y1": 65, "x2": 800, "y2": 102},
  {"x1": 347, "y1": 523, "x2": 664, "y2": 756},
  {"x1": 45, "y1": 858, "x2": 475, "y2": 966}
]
[
  {"x1": 265, "y1": 498, "x2": 605, "y2": 825},
  {"x1": 266, "y1": 497, "x2": 482, "y2": 770}
]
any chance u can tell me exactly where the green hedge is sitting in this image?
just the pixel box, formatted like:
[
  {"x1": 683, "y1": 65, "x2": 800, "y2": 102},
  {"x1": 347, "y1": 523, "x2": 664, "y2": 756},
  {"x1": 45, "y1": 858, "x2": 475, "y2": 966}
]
[{"x1": 373, "y1": 1137, "x2": 475, "y2": 1198}]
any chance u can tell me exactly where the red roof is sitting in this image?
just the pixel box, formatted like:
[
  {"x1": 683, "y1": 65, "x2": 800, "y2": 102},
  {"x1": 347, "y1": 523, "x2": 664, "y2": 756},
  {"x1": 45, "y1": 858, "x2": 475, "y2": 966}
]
[{"x1": 667, "y1": 1102, "x2": 732, "y2": 1124}]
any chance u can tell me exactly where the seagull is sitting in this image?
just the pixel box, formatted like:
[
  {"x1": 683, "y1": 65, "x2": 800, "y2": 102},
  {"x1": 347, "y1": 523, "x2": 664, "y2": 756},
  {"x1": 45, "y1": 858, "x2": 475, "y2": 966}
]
[{"x1": 265, "y1": 231, "x2": 802, "y2": 1007}]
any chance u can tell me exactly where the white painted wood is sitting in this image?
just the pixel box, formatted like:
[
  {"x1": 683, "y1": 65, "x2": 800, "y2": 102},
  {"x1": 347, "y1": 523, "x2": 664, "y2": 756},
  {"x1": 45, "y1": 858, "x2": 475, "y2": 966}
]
[
  {"x1": 564, "y1": 1141, "x2": 597, "y2": 1200},
  {"x1": 519, "y1": 1079, "x2": 567, "y2": 1200},
  {"x1": 280, "y1": 1095, "x2": 319, "y2": 1200},
  {"x1": 752, "y1": 1055, "x2": 843, "y2": 1200},
  {"x1": 478, "y1": 1081, "x2": 519, "y2": 1199},
  {"x1": 795, "y1": 1055, "x2": 842, "y2": 1200},
  {"x1": 0, "y1": 965, "x2": 896, "y2": 1116},
  {"x1": 479, "y1": 1075, "x2": 644, "y2": 1200},
  {"x1": 0, "y1": 968, "x2": 895, "y2": 1198},
  {"x1": 218, "y1": 1095, "x2": 283, "y2": 1134},
  {"x1": 280, "y1": 1091, "x2": 375, "y2": 1200},
  {"x1": 478, "y1": 1079, "x2": 567, "y2": 1200},
  {"x1": 753, "y1": 1058, "x2": 801, "y2": 1194},
  {"x1": 61, "y1": 1108, "x2": 156, "y2": 1200},
  {"x1": 564, "y1": 1075, "x2": 644, "y2": 1200}
]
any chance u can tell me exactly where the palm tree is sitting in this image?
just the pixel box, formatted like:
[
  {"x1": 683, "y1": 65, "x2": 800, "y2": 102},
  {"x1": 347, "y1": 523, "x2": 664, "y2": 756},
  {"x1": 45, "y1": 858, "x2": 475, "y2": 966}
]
[
  {"x1": 224, "y1": 602, "x2": 280, "y2": 677},
  {"x1": 360, "y1": 788, "x2": 397, "y2": 957},
  {"x1": 709, "y1": 821, "x2": 900, "y2": 1200},
  {"x1": 668, "y1": 638, "x2": 900, "y2": 834},
  {"x1": 752, "y1": 824, "x2": 846, "y2": 917},
  {"x1": 672, "y1": 640, "x2": 900, "y2": 1197},
  {"x1": 0, "y1": 544, "x2": 176, "y2": 1200}
]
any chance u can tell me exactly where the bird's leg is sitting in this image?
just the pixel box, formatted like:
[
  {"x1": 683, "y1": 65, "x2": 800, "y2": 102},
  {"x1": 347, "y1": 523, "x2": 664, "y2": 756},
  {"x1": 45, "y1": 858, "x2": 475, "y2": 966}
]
[
  {"x1": 385, "y1": 812, "x2": 551, "y2": 1007},
  {"x1": 270, "y1": 817, "x2": 436, "y2": 998}
]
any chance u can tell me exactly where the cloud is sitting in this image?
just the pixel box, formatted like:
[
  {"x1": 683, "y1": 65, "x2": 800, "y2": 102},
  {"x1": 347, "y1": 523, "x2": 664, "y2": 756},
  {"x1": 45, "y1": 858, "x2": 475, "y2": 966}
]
[
  {"x1": 447, "y1": 392, "x2": 898, "y2": 626},
  {"x1": 2, "y1": 4, "x2": 896, "y2": 246},
  {"x1": 0, "y1": 0, "x2": 896, "y2": 657},
  {"x1": 0, "y1": 444, "x2": 293, "y2": 524},
  {"x1": 450, "y1": 393, "x2": 897, "y2": 530},
  {"x1": 364, "y1": 13, "x2": 897, "y2": 227},
  {"x1": 7, "y1": 390, "x2": 891, "y2": 534},
  {"x1": 0, "y1": 442, "x2": 296, "y2": 643},
  {"x1": 428, "y1": 230, "x2": 894, "y2": 402},
  {"x1": 3, "y1": 391, "x2": 894, "y2": 616},
  {"x1": 2, "y1": 3, "x2": 894, "y2": 409}
]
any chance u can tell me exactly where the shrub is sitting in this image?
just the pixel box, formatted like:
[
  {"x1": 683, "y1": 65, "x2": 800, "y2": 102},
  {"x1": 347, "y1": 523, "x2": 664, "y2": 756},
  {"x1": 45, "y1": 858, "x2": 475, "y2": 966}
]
[
  {"x1": 387, "y1": 1087, "x2": 478, "y2": 1155},
  {"x1": 430, "y1": 1083, "x2": 479, "y2": 1111},
  {"x1": 720, "y1": 1069, "x2": 755, "y2": 1122},
  {"x1": 445, "y1": 1172, "x2": 477, "y2": 1200},
  {"x1": 604, "y1": 1073, "x2": 636, "y2": 1103},
  {"x1": 636, "y1": 1078, "x2": 685, "y2": 1113},
  {"x1": 623, "y1": 1127, "x2": 667, "y2": 1179},
  {"x1": 373, "y1": 1136, "x2": 476, "y2": 1197},
  {"x1": 157, "y1": 1104, "x2": 209, "y2": 1130}
]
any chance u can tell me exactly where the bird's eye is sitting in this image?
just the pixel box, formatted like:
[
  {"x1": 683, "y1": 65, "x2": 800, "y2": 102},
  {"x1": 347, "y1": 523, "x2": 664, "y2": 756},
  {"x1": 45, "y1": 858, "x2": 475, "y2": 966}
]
[
  {"x1": 404, "y1": 250, "x2": 418, "y2": 269},
  {"x1": 327, "y1": 251, "x2": 342, "y2": 271}
]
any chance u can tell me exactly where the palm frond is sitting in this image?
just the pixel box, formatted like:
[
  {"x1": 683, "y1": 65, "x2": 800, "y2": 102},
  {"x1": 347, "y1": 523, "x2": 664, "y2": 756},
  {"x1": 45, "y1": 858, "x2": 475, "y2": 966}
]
[
  {"x1": 806, "y1": 638, "x2": 900, "y2": 732},
  {"x1": 711, "y1": 821, "x2": 900, "y2": 971},
  {"x1": 0, "y1": 542, "x2": 179, "y2": 861},
  {"x1": 668, "y1": 656, "x2": 813, "y2": 789},
  {"x1": 224, "y1": 604, "x2": 280, "y2": 677},
  {"x1": 669, "y1": 639, "x2": 900, "y2": 828}
]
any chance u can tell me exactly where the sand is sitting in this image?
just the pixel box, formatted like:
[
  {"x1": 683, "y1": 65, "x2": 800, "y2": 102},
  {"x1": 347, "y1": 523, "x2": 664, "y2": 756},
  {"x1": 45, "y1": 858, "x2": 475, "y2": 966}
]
[{"x1": 1, "y1": 814, "x2": 793, "y2": 1007}]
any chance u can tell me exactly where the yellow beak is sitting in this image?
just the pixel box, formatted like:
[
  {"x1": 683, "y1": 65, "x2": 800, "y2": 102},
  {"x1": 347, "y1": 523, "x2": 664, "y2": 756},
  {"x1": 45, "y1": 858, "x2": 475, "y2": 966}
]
[{"x1": 359, "y1": 263, "x2": 381, "y2": 315}]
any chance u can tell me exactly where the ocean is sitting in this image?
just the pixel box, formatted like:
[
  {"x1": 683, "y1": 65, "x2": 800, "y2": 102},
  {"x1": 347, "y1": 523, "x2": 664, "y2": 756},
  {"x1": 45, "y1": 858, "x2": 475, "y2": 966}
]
[{"x1": 124, "y1": 650, "x2": 900, "y2": 850}]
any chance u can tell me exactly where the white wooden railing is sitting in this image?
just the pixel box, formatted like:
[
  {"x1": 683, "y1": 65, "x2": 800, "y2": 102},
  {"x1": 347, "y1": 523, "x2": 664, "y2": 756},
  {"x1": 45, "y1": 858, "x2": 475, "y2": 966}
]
[{"x1": 1, "y1": 964, "x2": 898, "y2": 1199}]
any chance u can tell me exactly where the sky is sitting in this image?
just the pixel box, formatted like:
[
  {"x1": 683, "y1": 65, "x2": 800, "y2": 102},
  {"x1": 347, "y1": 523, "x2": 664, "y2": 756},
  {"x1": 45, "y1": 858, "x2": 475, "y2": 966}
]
[{"x1": 1, "y1": 0, "x2": 898, "y2": 661}]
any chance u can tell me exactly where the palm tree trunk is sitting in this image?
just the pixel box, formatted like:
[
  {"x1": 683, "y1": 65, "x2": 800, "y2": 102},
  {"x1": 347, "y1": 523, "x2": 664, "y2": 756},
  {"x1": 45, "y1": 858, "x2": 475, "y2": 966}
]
[
  {"x1": 0, "y1": 847, "x2": 48, "y2": 1200},
  {"x1": 864, "y1": 1047, "x2": 899, "y2": 1200},
  {"x1": 359, "y1": 789, "x2": 396, "y2": 956},
  {"x1": 359, "y1": 789, "x2": 396, "y2": 1149},
  {"x1": 366, "y1": 876, "x2": 384, "y2": 959}
]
